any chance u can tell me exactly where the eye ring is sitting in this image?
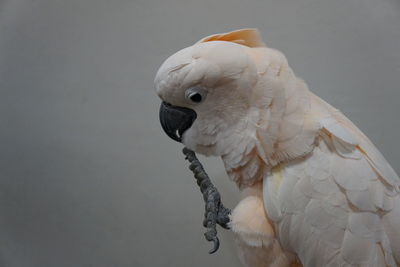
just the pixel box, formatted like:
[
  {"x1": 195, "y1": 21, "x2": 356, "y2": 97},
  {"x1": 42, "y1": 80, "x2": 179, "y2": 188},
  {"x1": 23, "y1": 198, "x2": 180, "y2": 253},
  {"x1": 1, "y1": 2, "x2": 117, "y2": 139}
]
[{"x1": 185, "y1": 87, "x2": 207, "y2": 104}]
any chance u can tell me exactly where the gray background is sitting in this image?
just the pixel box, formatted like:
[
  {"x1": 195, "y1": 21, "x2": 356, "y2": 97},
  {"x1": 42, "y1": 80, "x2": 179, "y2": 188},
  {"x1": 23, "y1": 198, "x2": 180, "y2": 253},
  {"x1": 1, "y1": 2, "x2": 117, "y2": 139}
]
[{"x1": 0, "y1": 0, "x2": 399, "y2": 266}]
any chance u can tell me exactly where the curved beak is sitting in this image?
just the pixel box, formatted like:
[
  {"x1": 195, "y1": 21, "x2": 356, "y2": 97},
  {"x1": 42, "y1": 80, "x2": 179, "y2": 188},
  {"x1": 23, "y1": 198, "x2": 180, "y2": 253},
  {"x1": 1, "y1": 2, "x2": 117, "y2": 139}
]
[{"x1": 159, "y1": 102, "x2": 197, "y2": 142}]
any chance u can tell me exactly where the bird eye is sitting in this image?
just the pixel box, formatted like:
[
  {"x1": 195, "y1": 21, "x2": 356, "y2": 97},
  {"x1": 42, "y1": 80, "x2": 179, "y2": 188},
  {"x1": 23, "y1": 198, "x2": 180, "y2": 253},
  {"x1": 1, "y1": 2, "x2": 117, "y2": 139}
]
[
  {"x1": 189, "y1": 93, "x2": 202, "y2": 103},
  {"x1": 185, "y1": 87, "x2": 207, "y2": 104}
]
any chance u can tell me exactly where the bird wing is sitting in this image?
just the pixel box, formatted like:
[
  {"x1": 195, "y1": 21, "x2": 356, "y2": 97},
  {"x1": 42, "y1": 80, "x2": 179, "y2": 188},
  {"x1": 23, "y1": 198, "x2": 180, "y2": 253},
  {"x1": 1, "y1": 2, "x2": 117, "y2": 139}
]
[{"x1": 263, "y1": 93, "x2": 400, "y2": 266}]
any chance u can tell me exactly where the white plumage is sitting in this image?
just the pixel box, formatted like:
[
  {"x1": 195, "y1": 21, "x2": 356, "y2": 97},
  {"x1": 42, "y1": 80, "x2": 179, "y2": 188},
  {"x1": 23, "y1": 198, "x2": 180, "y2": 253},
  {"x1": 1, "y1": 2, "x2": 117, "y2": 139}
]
[{"x1": 155, "y1": 28, "x2": 400, "y2": 266}]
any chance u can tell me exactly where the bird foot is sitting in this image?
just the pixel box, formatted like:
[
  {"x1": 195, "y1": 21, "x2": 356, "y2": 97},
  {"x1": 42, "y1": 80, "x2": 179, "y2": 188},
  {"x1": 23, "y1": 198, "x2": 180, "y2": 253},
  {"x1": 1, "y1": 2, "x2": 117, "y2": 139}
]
[{"x1": 182, "y1": 147, "x2": 231, "y2": 254}]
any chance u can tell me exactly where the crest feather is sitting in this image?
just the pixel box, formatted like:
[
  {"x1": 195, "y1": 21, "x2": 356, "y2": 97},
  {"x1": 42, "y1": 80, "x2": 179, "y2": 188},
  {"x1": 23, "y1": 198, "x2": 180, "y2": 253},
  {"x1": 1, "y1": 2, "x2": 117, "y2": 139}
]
[{"x1": 196, "y1": 28, "x2": 266, "y2": 48}]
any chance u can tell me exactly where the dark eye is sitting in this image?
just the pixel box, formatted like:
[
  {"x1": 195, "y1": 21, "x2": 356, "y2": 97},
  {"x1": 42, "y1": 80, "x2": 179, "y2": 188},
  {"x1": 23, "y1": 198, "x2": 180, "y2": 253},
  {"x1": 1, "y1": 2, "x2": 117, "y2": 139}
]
[
  {"x1": 189, "y1": 93, "x2": 202, "y2": 103},
  {"x1": 185, "y1": 87, "x2": 207, "y2": 104}
]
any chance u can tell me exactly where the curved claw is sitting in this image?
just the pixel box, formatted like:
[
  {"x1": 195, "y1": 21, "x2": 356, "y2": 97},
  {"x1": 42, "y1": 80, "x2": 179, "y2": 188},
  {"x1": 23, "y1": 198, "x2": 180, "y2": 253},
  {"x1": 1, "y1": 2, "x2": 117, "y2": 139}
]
[{"x1": 208, "y1": 236, "x2": 220, "y2": 254}]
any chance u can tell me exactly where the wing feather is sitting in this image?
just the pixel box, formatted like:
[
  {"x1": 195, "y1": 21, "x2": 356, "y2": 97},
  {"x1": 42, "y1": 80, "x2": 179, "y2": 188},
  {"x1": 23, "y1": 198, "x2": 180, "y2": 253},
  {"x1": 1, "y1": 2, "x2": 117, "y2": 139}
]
[{"x1": 263, "y1": 124, "x2": 399, "y2": 266}]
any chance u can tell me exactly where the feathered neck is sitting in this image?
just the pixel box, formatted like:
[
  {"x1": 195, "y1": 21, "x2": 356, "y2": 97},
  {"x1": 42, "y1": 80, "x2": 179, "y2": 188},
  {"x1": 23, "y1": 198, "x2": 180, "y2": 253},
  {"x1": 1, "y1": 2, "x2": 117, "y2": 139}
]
[{"x1": 221, "y1": 76, "x2": 319, "y2": 189}]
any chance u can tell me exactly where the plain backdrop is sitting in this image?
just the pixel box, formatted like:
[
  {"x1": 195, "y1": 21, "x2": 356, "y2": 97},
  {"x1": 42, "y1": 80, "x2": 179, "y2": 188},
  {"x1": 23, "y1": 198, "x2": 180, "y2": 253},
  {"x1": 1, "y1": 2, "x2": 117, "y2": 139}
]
[{"x1": 0, "y1": 0, "x2": 399, "y2": 266}]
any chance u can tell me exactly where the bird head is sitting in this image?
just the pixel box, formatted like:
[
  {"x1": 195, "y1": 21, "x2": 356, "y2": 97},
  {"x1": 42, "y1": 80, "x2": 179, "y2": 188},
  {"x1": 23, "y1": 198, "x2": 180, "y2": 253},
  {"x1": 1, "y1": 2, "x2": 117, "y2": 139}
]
[
  {"x1": 155, "y1": 28, "x2": 315, "y2": 167},
  {"x1": 155, "y1": 29, "x2": 276, "y2": 155}
]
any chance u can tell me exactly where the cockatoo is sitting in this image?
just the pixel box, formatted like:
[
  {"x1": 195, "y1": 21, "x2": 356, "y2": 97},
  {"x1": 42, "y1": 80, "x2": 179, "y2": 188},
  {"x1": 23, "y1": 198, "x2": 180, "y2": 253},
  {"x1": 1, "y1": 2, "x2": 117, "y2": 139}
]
[{"x1": 155, "y1": 29, "x2": 400, "y2": 267}]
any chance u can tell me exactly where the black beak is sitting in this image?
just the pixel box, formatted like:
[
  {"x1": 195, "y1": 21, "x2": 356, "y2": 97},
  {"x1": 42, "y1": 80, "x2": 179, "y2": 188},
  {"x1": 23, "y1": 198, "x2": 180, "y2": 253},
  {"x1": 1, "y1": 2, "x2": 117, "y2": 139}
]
[{"x1": 159, "y1": 102, "x2": 197, "y2": 142}]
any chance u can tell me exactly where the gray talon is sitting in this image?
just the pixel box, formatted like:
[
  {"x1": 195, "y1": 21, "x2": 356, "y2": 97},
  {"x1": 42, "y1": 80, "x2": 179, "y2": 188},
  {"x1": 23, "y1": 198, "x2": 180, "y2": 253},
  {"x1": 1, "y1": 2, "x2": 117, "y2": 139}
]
[{"x1": 208, "y1": 237, "x2": 220, "y2": 254}]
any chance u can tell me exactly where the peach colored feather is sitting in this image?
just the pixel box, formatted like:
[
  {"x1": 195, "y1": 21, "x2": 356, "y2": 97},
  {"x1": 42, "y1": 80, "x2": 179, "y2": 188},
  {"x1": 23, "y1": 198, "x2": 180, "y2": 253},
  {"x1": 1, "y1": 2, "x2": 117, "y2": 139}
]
[{"x1": 155, "y1": 29, "x2": 400, "y2": 267}]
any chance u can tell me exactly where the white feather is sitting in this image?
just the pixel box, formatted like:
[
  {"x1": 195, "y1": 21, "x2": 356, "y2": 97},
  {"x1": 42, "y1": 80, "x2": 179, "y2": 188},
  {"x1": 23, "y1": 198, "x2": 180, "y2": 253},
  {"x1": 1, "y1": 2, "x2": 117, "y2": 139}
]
[{"x1": 155, "y1": 28, "x2": 400, "y2": 267}]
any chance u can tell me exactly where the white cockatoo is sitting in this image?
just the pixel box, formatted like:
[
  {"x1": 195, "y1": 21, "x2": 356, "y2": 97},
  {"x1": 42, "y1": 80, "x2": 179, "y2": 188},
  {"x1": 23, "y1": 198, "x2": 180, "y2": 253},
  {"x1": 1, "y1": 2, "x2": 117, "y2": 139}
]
[{"x1": 155, "y1": 29, "x2": 400, "y2": 267}]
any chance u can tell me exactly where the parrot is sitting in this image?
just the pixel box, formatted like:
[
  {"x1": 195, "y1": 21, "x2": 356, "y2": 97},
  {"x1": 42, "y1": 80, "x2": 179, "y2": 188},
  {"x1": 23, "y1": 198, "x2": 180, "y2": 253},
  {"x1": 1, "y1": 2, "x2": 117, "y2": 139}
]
[{"x1": 154, "y1": 28, "x2": 400, "y2": 267}]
